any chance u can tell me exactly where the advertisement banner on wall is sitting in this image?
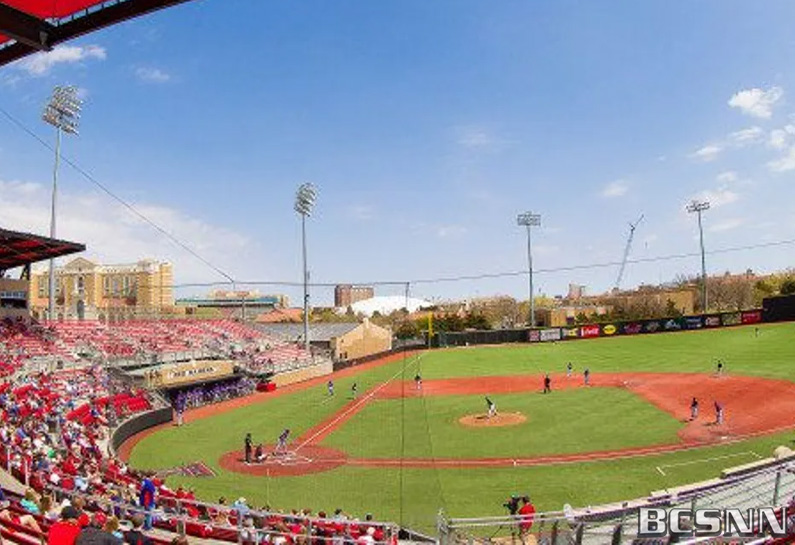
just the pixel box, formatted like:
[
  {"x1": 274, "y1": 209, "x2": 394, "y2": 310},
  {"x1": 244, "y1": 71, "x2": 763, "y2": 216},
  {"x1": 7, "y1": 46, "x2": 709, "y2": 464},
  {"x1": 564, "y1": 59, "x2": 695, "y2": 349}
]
[
  {"x1": 601, "y1": 324, "x2": 618, "y2": 336},
  {"x1": 741, "y1": 310, "x2": 763, "y2": 324},
  {"x1": 562, "y1": 327, "x2": 580, "y2": 339},
  {"x1": 663, "y1": 318, "x2": 683, "y2": 331},
  {"x1": 529, "y1": 330, "x2": 541, "y2": 342},
  {"x1": 540, "y1": 328, "x2": 562, "y2": 342},
  {"x1": 623, "y1": 322, "x2": 643, "y2": 335},
  {"x1": 704, "y1": 315, "x2": 722, "y2": 328},
  {"x1": 644, "y1": 320, "x2": 663, "y2": 333},
  {"x1": 684, "y1": 316, "x2": 703, "y2": 330},
  {"x1": 722, "y1": 312, "x2": 741, "y2": 326},
  {"x1": 581, "y1": 324, "x2": 601, "y2": 338}
]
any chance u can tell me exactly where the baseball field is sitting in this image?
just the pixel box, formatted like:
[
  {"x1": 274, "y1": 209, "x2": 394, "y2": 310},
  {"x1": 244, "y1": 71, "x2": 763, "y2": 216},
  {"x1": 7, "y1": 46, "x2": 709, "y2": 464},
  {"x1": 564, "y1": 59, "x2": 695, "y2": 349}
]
[{"x1": 123, "y1": 322, "x2": 795, "y2": 532}]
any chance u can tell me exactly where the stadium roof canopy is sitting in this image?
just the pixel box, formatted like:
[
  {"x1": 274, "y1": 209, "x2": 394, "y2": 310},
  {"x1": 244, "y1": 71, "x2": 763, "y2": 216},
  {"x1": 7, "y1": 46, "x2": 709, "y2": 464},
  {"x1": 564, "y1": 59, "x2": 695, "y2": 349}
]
[
  {"x1": 0, "y1": 227, "x2": 85, "y2": 270},
  {"x1": 0, "y1": 0, "x2": 192, "y2": 67}
]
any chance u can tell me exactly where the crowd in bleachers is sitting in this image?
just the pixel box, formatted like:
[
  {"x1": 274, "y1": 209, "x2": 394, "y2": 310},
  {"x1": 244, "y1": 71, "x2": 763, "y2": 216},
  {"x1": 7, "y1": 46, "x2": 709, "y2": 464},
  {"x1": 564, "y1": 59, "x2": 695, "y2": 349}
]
[
  {"x1": 0, "y1": 321, "x2": 391, "y2": 545},
  {"x1": 0, "y1": 319, "x2": 317, "y2": 376}
]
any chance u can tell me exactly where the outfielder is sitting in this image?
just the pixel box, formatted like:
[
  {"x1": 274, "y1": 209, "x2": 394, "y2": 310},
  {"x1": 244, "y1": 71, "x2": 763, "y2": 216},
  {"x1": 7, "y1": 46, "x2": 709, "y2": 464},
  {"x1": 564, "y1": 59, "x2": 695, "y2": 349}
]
[{"x1": 327, "y1": 379, "x2": 334, "y2": 396}]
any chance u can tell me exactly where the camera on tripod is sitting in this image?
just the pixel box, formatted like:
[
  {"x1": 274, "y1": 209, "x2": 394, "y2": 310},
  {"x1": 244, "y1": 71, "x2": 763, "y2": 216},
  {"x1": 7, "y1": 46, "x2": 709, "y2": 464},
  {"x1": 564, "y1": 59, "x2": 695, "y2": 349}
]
[{"x1": 503, "y1": 495, "x2": 528, "y2": 515}]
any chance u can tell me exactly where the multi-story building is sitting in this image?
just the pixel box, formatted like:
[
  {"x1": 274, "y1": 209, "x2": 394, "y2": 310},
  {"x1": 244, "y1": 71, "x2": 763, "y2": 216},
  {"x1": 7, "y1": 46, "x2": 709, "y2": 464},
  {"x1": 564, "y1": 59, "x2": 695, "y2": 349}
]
[
  {"x1": 29, "y1": 257, "x2": 174, "y2": 321},
  {"x1": 334, "y1": 284, "x2": 374, "y2": 308}
]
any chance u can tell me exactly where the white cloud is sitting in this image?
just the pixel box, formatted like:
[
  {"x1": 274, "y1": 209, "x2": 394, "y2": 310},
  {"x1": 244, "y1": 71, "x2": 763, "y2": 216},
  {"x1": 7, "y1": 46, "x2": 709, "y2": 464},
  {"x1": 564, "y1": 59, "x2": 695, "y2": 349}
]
[
  {"x1": 693, "y1": 187, "x2": 740, "y2": 208},
  {"x1": 727, "y1": 126, "x2": 764, "y2": 145},
  {"x1": 689, "y1": 144, "x2": 723, "y2": 162},
  {"x1": 769, "y1": 129, "x2": 789, "y2": 150},
  {"x1": 15, "y1": 45, "x2": 106, "y2": 76},
  {"x1": 135, "y1": 67, "x2": 171, "y2": 83},
  {"x1": 767, "y1": 145, "x2": 795, "y2": 172},
  {"x1": 728, "y1": 86, "x2": 784, "y2": 119},
  {"x1": 716, "y1": 171, "x2": 738, "y2": 183},
  {"x1": 0, "y1": 178, "x2": 256, "y2": 285},
  {"x1": 709, "y1": 218, "x2": 745, "y2": 233},
  {"x1": 436, "y1": 225, "x2": 468, "y2": 238},
  {"x1": 601, "y1": 180, "x2": 628, "y2": 198}
]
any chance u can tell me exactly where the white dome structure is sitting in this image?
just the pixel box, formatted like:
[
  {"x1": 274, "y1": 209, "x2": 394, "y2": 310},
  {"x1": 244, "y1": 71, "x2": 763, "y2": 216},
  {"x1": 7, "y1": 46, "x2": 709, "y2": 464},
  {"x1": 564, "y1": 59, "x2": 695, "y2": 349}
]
[{"x1": 346, "y1": 295, "x2": 433, "y2": 317}]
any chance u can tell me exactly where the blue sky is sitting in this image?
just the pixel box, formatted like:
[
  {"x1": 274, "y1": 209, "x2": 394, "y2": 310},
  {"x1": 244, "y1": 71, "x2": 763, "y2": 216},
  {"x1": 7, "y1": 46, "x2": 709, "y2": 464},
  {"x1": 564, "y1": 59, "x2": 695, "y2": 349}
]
[{"x1": 1, "y1": 0, "x2": 795, "y2": 305}]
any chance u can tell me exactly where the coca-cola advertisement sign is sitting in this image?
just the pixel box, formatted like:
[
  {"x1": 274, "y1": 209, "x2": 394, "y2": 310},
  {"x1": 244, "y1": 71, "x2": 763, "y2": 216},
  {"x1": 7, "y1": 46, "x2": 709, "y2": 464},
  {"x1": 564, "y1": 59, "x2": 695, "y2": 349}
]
[{"x1": 581, "y1": 324, "x2": 601, "y2": 338}]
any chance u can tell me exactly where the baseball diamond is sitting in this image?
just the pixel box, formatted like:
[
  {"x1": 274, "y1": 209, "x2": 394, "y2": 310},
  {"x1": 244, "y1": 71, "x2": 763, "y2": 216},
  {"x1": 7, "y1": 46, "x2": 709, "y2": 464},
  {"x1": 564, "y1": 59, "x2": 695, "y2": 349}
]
[{"x1": 123, "y1": 322, "x2": 795, "y2": 532}]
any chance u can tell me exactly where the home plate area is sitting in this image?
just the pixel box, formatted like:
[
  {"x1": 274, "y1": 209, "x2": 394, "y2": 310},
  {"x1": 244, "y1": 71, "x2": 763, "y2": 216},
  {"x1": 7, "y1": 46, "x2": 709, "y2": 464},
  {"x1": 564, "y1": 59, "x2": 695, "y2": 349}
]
[{"x1": 219, "y1": 444, "x2": 348, "y2": 477}]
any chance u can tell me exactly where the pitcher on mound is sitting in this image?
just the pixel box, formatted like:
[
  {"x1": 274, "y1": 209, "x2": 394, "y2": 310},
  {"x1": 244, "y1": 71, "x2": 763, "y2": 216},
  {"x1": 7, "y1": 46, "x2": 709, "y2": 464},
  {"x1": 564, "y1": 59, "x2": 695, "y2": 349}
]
[{"x1": 486, "y1": 396, "x2": 497, "y2": 418}]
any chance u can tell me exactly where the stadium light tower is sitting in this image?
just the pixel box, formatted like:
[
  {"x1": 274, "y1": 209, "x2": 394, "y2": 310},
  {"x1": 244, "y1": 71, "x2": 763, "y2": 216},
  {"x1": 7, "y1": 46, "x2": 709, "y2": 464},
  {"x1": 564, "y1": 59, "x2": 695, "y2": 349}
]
[
  {"x1": 517, "y1": 212, "x2": 541, "y2": 328},
  {"x1": 295, "y1": 182, "x2": 317, "y2": 352},
  {"x1": 686, "y1": 199, "x2": 710, "y2": 312},
  {"x1": 42, "y1": 85, "x2": 82, "y2": 322}
]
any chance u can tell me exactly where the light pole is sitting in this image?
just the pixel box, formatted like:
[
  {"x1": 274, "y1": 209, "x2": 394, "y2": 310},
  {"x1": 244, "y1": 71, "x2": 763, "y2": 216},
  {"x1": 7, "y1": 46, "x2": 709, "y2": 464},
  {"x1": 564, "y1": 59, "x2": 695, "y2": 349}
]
[
  {"x1": 517, "y1": 212, "x2": 541, "y2": 328},
  {"x1": 42, "y1": 85, "x2": 82, "y2": 322},
  {"x1": 295, "y1": 183, "x2": 317, "y2": 352},
  {"x1": 686, "y1": 200, "x2": 710, "y2": 312}
]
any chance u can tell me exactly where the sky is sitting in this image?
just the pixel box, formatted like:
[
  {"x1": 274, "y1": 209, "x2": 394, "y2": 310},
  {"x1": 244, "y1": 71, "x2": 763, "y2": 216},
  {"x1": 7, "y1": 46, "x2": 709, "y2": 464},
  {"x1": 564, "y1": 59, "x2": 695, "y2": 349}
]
[{"x1": 1, "y1": 0, "x2": 795, "y2": 306}]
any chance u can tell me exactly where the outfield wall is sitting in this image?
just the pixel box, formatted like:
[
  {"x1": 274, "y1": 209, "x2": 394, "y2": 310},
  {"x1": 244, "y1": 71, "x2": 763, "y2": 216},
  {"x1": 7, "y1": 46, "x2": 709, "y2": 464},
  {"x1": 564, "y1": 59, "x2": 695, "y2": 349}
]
[{"x1": 438, "y1": 309, "x2": 767, "y2": 346}]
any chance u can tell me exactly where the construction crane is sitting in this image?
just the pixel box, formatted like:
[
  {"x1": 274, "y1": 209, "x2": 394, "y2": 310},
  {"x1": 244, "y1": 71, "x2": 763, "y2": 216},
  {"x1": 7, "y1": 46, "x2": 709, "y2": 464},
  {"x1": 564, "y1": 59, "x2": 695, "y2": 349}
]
[{"x1": 614, "y1": 214, "x2": 644, "y2": 292}]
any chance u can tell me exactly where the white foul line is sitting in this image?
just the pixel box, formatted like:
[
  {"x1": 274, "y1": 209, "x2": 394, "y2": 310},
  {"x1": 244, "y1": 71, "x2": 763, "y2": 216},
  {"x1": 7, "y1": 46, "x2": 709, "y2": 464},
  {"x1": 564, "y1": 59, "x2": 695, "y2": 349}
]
[
  {"x1": 655, "y1": 451, "x2": 761, "y2": 477},
  {"x1": 294, "y1": 354, "x2": 423, "y2": 450}
]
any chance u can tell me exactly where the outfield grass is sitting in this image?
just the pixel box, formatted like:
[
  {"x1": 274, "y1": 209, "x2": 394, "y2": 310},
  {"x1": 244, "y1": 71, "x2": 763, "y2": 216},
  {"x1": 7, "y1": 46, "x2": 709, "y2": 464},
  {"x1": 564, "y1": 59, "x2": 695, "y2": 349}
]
[
  {"x1": 129, "y1": 322, "x2": 795, "y2": 531},
  {"x1": 323, "y1": 388, "x2": 684, "y2": 458}
]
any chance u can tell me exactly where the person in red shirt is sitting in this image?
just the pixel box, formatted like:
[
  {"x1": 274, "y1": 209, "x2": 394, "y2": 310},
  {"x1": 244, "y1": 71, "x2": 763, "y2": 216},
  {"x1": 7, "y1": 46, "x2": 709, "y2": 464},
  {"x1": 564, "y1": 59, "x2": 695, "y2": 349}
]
[
  {"x1": 47, "y1": 506, "x2": 82, "y2": 545},
  {"x1": 518, "y1": 496, "x2": 535, "y2": 538}
]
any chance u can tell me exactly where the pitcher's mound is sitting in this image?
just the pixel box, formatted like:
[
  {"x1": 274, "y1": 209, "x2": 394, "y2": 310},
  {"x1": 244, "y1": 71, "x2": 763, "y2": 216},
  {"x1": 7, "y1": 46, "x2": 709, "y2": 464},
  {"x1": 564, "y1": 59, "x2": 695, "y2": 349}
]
[{"x1": 459, "y1": 412, "x2": 527, "y2": 428}]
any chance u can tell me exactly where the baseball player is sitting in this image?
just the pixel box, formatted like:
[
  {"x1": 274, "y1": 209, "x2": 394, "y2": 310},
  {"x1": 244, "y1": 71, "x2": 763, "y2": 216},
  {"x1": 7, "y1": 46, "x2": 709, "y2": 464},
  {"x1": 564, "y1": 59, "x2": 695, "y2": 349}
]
[
  {"x1": 714, "y1": 402, "x2": 724, "y2": 425},
  {"x1": 566, "y1": 362, "x2": 573, "y2": 377},
  {"x1": 327, "y1": 379, "x2": 334, "y2": 397},
  {"x1": 690, "y1": 397, "x2": 699, "y2": 420},
  {"x1": 275, "y1": 428, "x2": 291, "y2": 454},
  {"x1": 414, "y1": 373, "x2": 422, "y2": 390},
  {"x1": 486, "y1": 397, "x2": 497, "y2": 418},
  {"x1": 543, "y1": 373, "x2": 551, "y2": 394},
  {"x1": 716, "y1": 360, "x2": 724, "y2": 377},
  {"x1": 244, "y1": 432, "x2": 253, "y2": 464},
  {"x1": 583, "y1": 368, "x2": 591, "y2": 386},
  {"x1": 351, "y1": 382, "x2": 358, "y2": 399}
]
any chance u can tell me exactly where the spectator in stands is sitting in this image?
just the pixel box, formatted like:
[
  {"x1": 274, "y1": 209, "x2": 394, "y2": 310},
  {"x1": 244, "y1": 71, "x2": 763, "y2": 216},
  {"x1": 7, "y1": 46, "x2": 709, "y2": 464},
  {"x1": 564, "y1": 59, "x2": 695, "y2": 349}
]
[
  {"x1": 138, "y1": 474, "x2": 157, "y2": 530},
  {"x1": 75, "y1": 512, "x2": 122, "y2": 545},
  {"x1": 0, "y1": 500, "x2": 43, "y2": 534},
  {"x1": 47, "y1": 505, "x2": 83, "y2": 545},
  {"x1": 104, "y1": 517, "x2": 124, "y2": 540},
  {"x1": 123, "y1": 514, "x2": 151, "y2": 545}
]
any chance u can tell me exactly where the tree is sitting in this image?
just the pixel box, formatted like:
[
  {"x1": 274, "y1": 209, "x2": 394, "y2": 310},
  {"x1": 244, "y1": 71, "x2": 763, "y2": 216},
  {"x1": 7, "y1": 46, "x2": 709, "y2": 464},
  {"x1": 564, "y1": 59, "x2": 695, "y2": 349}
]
[
  {"x1": 665, "y1": 299, "x2": 682, "y2": 318},
  {"x1": 464, "y1": 312, "x2": 491, "y2": 330},
  {"x1": 395, "y1": 320, "x2": 420, "y2": 339},
  {"x1": 781, "y1": 279, "x2": 795, "y2": 295}
]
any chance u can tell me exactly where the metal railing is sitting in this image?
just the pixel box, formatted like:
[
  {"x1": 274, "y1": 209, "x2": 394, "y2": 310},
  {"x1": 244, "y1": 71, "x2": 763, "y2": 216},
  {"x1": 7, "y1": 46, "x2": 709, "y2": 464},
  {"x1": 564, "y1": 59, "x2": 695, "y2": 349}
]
[{"x1": 438, "y1": 460, "x2": 795, "y2": 545}]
